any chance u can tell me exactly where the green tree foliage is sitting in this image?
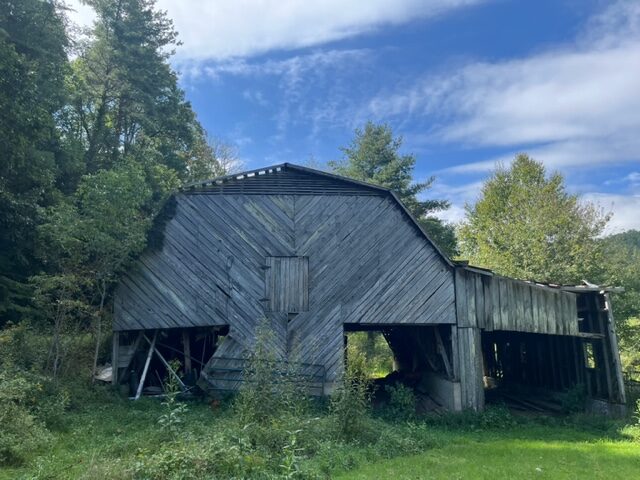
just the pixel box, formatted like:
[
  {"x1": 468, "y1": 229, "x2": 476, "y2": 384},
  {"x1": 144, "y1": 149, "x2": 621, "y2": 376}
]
[
  {"x1": 1, "y1": 0, "x2": 224, "y2": 381},
  {"x1": 0, "y1": 0, "x2": 70, "y2": 323},
  {"x1": 66, "y1": 0, "x2": 215, "y2": 179},
  {"x1": 458, "y1": 154, "x2": 609, "y2": 284},
  {"x1": 331, "y1": 121, "x2": 457, "y2": 256},
  {"x1": 601, "y1": 230, "x2": 640, "y2": 324},
  {"x1": 36, "y1": 161, "x2": 177, "y2": 379},
  {"x1": 599, "y1": 230, "x2": 640, "y2": 366}
]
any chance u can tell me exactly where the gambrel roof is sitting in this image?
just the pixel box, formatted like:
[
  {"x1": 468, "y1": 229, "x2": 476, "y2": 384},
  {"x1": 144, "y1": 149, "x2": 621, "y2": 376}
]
[{"x1": 182, "y1": 163, "x2": 453, "y2": 267}]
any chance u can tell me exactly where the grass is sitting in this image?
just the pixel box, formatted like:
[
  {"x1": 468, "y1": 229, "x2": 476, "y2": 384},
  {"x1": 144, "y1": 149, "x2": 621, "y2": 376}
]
[
  {"x1": 1, "y1": 390, "x2": 639, "y2": 479},
  {"x1": 337, "y1": 425, "x2": 640, "y2": 480}
]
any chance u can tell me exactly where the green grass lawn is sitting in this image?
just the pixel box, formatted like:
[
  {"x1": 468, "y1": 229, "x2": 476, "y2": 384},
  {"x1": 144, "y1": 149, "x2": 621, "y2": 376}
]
[
  {"x1": 1, "y1": 393, "x2": 639, "y2": 480},
  {"x1": 338, "y1": 428, "x2": 640, "y2": 480}
]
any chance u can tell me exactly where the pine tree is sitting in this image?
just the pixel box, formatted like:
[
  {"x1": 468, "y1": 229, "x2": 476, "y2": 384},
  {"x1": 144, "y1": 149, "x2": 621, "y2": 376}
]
[{"x1": 331, "y1": 122, "x2": 457, "y2": 256}]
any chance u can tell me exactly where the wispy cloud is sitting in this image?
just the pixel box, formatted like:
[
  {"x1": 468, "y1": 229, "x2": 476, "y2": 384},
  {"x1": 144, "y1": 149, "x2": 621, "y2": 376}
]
[
  {"x1": 583, "y1": 193, "x2": 640, "y2": 235},
  {"x1": 179, "y1": 49, "x2": 373, "y2": 142},
  {"x1": 66, "y1": 0, "x2": 486, "y2": 61},
  {"x1": 367, "y1": 1, "x2": 640, "y2": 173}
]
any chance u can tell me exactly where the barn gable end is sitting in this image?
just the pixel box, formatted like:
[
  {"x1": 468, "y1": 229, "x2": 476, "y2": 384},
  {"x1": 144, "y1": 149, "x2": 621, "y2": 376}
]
[
  {"x1": 112, "y1": 163, "x2": 626, "y2": 413},
  {"x1": 114, "y1": 164, "x2": 456, "y2": 386}
]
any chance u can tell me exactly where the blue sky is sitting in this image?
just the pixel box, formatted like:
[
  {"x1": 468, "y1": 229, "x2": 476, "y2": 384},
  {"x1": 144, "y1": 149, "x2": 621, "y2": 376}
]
[{"x1": 69, "y1": 0, "x2": 640, "y2": 232}]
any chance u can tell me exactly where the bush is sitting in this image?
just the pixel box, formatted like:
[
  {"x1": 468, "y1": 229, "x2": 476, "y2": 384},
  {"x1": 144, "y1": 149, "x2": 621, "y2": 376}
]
[
  {"x1": 0, "y1": 370, "x2": 56, "y2": 465},
  {"x1": 424, "y1": 405, "x2": 516, "y2": 430},
  {"x1": 330, "y1": 350, "x2": 373, "y2": 441},
  {"x1": 234, "y1": 320, "x2": 310, "y2": 426},
  {"x1": 132, "y1": 435, "x2": 253, "y2": 480},
  {"x1": 561, "y1": 384, "x2": 587, "y2": 413},
  {"x1": 383, "y1": 383, "x2": 416, "y2": 421}
]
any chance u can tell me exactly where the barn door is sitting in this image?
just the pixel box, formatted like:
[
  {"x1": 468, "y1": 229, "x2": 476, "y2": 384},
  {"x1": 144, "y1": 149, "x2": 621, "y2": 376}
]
[{"x1": 265, "y1": 256, "x2": 309, "y2": 313}]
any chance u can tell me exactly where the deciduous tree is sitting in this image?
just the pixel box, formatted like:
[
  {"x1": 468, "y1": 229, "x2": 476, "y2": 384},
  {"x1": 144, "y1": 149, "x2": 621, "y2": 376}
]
[{"x1": 458, "y1": 154, "x2": 609, "y2": 283}]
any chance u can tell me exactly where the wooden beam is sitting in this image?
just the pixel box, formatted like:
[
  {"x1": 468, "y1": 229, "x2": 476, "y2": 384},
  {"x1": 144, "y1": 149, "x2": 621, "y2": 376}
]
[
  {"x1": 593, "y1": 294, "x2": 614, "y2": 401},
  {"x1": 451, "y1": 325, "x2": 459, "y2": 381},
  {"x1": 143, "y1": 334, "x2": 187, "y2": 391},
  {"x1": 135, "y1": 330, "x2": 157, "y2": 400},
  {"x1": 182, "y1": 330, "x2": 192, "y2": 374},
  {"x1": 604, "y1": 293, "x2": 626, "y2": 404},
  {"x1": 434, "y1": 327, "x2": 452, "y2": 379},
  {"x1": 112, "y1": 331, "x2": 119, "y2": 385}
]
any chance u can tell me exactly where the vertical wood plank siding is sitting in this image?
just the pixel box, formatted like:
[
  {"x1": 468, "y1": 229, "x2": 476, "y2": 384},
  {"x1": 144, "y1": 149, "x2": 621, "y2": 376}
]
[
  {"x1": 457, "y1": 327, "x2": 484, "y2": 410},
  {"x1": 454, "y1": 268, "x2": 578, "y2": 336}
]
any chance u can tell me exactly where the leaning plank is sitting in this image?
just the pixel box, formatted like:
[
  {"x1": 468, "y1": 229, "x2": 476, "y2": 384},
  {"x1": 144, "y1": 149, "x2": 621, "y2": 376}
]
[
  {"x1": 135, "y1": 330, "x2": 157, "y2": 400},
  {"x1": 112, "y1": 331, "x2": 119, "y2": 385},
  {"x1": 604, "y1": 293, "x2": 626, "y2": 404},
  {"x1": 434, "y1": 327, "x2": 452, "y2": 379},
  {"x1": 144, "y1": 334, "x2": 187, "y2": 390}
]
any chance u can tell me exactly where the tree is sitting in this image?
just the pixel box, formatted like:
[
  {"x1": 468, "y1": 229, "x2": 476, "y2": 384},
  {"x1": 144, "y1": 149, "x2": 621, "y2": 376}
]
[
  {"x1": 331, "y1": 122, "x2": 457, "y2": 256},
  {"x1": 0, "y1": 0, "x2": 71, "y2": 324},
  {"x1": 36, "y1": 160, "x2": 178, "y2": 379},
  {"x1": 185, "y1": 135, "x2": 241, "y2": 183},
  {"x1": 599, "y1": 230, "x2": 640, "y2": 367},
  {"x1": 66, "y1": 0, "x2": 217, "y2": 179},
  {"x1": 458, "y1": 154, "x2": 609, "y2": 283}
]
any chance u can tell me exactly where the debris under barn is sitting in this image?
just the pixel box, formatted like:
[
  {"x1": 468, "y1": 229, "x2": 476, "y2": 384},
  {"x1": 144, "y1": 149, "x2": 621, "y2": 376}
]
[{"x1": 111, "y1": 163, "x2": 626, "y2": 414}]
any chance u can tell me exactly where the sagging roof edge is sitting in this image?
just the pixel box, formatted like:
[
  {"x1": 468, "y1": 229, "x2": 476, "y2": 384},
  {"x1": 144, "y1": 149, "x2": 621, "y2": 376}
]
[
  {"x1": 180, "y1": 162, "x2": 455, "y2": 268},
  {"x1": 454, "y1": 262, "x2": 623, "y2": 294}
]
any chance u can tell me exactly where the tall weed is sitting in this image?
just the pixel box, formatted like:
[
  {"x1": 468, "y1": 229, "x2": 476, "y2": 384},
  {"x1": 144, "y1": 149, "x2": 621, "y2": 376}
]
[{"x1": 330, "y1": 349, "x2": 372, "y2": 441}]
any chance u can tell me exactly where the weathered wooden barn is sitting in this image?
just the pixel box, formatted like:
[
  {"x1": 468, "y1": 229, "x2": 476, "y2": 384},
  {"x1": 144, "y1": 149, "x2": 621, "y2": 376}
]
[{"x1": 112, "y1": 163, "x2": 626, "y2": 412}]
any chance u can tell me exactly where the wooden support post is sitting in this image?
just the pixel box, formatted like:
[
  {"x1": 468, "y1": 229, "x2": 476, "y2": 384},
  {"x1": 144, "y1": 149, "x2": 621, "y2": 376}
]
[
  {"x1": 547, "y1": 335, "x2": 558, "y2": 390},
  {"x1": 143, "y1": 334, "x2": 187, "y2": 391},
  {"x1": 135, "y1": 330, "x2": 157, "y2": 400},
  {"x1": 112, "y1": 331, "x2": 119, "y2": 385},
  {"x1": 182, "y1": 330, "x2": 192, "y2": 374},
  {"x1": 604, "y1": 293, "x2": 626, "y2": 404},
  {"x1": 572, "y1": 336, "x2": 581, "y2": 387},
  {"x1": 593, "y1": 294, "x2": 614, "y2": 400},
  {"x1": 451, "y1": 325, "x2": 459, "y2": 381}
]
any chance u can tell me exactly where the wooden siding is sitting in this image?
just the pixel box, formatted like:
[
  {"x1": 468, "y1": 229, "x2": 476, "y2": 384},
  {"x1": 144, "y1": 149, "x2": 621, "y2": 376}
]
[
  {"x1": 455, "y1": 268, "x2": 579, "y2": 335},
  {"x1": 457, "y1": 327, "x2": 484, "y2": 411},
  {"x1": 114, "y1": 193, "x2": 456, "y2": 383}
]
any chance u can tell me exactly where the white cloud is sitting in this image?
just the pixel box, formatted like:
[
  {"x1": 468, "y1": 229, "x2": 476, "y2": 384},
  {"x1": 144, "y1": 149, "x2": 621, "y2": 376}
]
[
  {"x1": 367, "y1": 1, "x2": 640, "y2": 172},
  {"x1": 65, "y1": 0, "x2": 485, "y2": 61},
  {"x1": 583, "y1": 193, "x2": 640, "y2": 234},
  {"x1": 426, "y1": 180, "x2": 484, "y2": 224}
]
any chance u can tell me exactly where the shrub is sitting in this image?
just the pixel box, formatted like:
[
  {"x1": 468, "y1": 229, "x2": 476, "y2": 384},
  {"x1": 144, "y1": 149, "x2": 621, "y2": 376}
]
[
  {"x1": 424, "y1": 405, "x2": 515, "y2": 430},
  {"x1": 383, "y1": 383, "x2": 416, "y2": 421},
  {"x1": 234, "y1": 320, "x2": 310, "y2": 426},
  {"x1": 158, "y1": 360, "x2": 189, "y2": 439},
  {"x1": 561, "y1": 383, "x2": 587, "y2": 413},
  {"x1": 0, "y1": 371, "x2": 53, "y2": 465},
  {"x1": 131, "y1": 435, "x2": 251, "y2": 480},
  {"x1": 330, "y1": 350, "x2": 372, "y2": 441}
]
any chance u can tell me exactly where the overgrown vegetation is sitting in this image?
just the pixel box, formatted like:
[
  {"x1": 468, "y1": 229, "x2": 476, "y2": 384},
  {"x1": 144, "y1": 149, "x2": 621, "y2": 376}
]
[{"x1": 2, "y1": 2, "x2": 640, "y2": 479}]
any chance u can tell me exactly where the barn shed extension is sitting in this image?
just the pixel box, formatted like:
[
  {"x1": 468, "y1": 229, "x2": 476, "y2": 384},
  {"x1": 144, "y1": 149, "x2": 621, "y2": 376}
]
[{"x1": 112, "y1": 163, "x2": 626, "y2": 413}]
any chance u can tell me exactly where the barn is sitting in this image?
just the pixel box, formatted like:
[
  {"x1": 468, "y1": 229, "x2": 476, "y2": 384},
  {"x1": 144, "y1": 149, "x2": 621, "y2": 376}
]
[{"x1": 111, "y1": 163, "x2": 626, "y2": 413}]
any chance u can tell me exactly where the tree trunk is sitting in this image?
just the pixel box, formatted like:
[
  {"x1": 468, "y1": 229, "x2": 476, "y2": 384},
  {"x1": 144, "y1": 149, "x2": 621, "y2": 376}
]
[{"x1": 91, "y1": 280, "x2": 107, "y2": 384}]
